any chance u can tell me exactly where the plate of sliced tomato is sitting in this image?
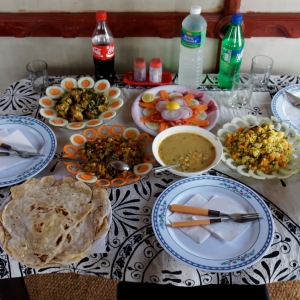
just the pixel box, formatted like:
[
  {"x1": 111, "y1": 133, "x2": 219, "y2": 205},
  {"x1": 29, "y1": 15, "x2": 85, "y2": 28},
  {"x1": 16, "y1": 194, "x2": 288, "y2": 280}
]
[{"x1": 131, "y1": 85, "x2": 219, "y2": 136}]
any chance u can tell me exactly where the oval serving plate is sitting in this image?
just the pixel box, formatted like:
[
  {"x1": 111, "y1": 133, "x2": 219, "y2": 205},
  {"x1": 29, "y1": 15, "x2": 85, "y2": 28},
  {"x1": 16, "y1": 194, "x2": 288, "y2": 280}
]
[
  {"x1": 62, "y1": 124, "x2": 155, "y2": 187},
  {"x1": 131, "y1": 85, "x2": 219, "y2": 136},
  {"x1": 39, "y1": 76, "x2": 124, "y2": 130},
  {"x1": 217, "y1": 115, "x2": 300, "y2": 180}
]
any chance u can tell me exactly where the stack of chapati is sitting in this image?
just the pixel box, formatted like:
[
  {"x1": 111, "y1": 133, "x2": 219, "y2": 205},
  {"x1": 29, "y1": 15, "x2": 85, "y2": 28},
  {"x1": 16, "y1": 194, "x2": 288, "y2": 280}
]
[{"x1": 0, "y1": 176, "x2": 110, "y2": 268}]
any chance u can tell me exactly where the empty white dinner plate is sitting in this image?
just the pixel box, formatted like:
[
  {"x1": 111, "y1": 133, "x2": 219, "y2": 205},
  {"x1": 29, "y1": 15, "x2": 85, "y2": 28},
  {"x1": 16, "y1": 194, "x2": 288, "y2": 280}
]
[
  {"x1": 152, "y1": 175, "x2": 274, "y2": 272},
  {"x1": 0, "y1": 116, "x2": 57, "y2": 187}
]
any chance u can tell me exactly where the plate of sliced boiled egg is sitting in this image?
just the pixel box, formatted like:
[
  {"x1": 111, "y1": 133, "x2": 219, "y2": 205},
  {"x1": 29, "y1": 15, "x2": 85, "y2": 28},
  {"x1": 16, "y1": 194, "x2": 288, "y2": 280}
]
[
  {"x1": 62, "y1": 124, "x2": 155, "y2": 187},
  {"x1": 40, "y1": 76, "x2": 124, "y2": 130}
]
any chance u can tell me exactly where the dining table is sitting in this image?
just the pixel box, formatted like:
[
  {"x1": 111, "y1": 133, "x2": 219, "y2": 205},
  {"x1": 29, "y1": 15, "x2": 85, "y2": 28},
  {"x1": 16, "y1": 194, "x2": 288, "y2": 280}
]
[{"x1": 0, "y1": 73, "x2": 300, "y2": 286}]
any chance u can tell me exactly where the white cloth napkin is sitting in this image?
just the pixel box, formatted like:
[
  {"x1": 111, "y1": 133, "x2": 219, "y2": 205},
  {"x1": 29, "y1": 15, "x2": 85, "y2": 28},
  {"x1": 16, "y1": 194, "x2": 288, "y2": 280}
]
[
  {"x1": 0, "y1": 129, "x2": 37, "y2": 171},
  {"x1": 169, "y1": 194, "x2": 251, "y2": 243},
  {"x1": 0, "y1": 129, "x2": 9, "y2": 140},
  {"x1": 283, "y1": 94, "x2": 300, "y2": 127},
  {"x1": 168, "y1": 194, "x2": 211, "y2": 243}
]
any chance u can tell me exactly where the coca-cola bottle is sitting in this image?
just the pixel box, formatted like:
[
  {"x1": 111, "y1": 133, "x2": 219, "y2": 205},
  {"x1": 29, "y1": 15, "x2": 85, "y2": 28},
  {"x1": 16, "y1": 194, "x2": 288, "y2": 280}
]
[{"x1": 92, "y1": 11, "x2": 115, "y2": 85}]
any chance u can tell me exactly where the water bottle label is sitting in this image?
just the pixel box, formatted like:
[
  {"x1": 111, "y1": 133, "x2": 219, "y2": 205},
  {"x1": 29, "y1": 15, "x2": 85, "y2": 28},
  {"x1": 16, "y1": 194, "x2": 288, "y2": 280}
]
[
  {"x1": 181, "y1": 28, "x2": 206, "y2": 48},
  {"x1": 221, "y1": 47, "x2": 243, "y2": 63},
  {"x1": 92, "y1": 42, "x2": 115, "y2": 60}
]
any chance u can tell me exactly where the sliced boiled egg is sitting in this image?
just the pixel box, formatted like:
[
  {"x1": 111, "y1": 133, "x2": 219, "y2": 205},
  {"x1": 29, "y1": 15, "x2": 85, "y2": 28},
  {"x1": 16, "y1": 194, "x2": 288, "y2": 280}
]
[
  {"x1": 66, "y1": 122, "x2": 86, "y2": 130},
  {"x1": 78, "y1": 77, "x2": 95, "y2": 89},
  {"x1": 40, "y1": 108, "x2": 57, "y2": 119},
  {"x1": 123, "y1": 127, "x2": 140, "y2": 140},
  {"x1": 60, "y1": 77, "x2": 77, "y2": 91},
  {"x1": 99, "y1": 110, "x2": 116, "y2": 121},
  {"x1": 133, "y1": 163, "x2": 153, "y2": 175},
  {"x1": 76, "y1": 172, "x2": 98, "y2": 184},
  {"x1": 94, "y1": 79, "x2": 110, "y2": 93},
  {"x1": 169, "y1": 92, "x2": 183, "y2": 99},
  {"x1": 46, "y1": 86, "x2": 64, "y2": 99},
  {"x1": 105, "y1": 87, "x2": 120, "y2": 99},
  {"x1": 70, "y1": 134, "x2": 87, "y2": 147},
  {"x1": 85, "y1": 119, "x2": 103, "y2": 128},
  {"x1": 39, "y1": 96, "x2": 55, "y2": 108},
  {"x1": 49, "y1": 117, "x2": 68, "y2": 127},
  {"x1": 189, "y1": 99, "x2": 200, "y2": 106},
  {"x1": 145, "y1": 122, "x2": 159, "y2": 131},
  {"x1": 107, "y1": 98, "x2": 124, "y2": 111}
]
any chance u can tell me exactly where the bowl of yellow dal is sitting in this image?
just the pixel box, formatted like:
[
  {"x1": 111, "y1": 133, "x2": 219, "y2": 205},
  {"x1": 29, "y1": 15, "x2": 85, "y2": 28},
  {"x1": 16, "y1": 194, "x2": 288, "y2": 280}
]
[{"x1": 152, "y1": 126, "x2": 223, "y2": 177}]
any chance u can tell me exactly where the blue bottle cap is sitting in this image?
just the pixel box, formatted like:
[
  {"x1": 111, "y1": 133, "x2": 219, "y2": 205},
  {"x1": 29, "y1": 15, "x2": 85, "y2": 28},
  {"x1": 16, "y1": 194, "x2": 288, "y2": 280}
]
[{"x1": 231, "y1": 13, "x2": 243, "y2": 24}]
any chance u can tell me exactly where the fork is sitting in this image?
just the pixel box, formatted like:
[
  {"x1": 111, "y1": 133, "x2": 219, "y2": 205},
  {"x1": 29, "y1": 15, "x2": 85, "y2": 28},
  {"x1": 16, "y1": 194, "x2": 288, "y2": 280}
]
[
  {"x1": 170, "y1": 216, "x2": 263, "y2": 228},
  {"x1": 169, "y1": 204, "x2": 259, "y2": 220}
]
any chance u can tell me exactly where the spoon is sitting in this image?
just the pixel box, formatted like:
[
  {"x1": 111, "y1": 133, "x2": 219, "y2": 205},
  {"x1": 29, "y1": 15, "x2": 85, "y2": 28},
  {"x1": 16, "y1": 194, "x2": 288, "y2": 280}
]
[
  {"x1": 152, "y1": 164, "x2": 181, "y2": 173},
  {"x1": 57, "y1": 157, "x2": 130, "y2": 171}
]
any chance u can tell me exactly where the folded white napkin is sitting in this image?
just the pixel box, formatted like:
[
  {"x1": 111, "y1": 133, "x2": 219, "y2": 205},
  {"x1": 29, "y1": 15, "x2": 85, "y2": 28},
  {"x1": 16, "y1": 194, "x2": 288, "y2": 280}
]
[
  {"x1": 168, "y1": 194, "x2": 211, "y2": 243},
  {"x1": 0, "y1": 129, "x2": 9, "y2": 140},
  {"x1": 0, "y1": 129, "x2": 37, "y2": 171},
  {"x1": 169, "y1": 194, "x2": 251, "y2": 243},
  {"x1": 283, "y1": 94, "x2": 300, "y2": 127}
]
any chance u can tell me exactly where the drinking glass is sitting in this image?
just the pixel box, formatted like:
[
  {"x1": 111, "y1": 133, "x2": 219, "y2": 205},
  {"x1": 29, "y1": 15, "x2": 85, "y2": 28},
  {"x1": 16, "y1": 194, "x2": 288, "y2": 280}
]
[
  {"x1": 26, "y1": 60, "x2": 49, "y2": 93},
  {"x1": 250, "y1": 55, "x2": 274, "y2": 91},
  {"x1": 229, "y1": 73, "x2": 254, "y2": 109}
]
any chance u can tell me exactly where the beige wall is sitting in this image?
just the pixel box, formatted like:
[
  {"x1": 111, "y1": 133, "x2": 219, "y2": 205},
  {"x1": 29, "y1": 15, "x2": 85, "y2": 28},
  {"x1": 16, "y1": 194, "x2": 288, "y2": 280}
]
[{"x1": 0, "y1": 0, "x2": 299, "y2": 95}]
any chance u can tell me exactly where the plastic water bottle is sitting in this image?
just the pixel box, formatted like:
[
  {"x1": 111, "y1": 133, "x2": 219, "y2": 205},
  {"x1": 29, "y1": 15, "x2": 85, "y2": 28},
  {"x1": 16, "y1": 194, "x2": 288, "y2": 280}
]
[
  {"x1": 178, "y1": 5, "x2": 207, "y2": 87},
  {"x1": 218, "y1": 14, "x2": 245, "y2": 89}
]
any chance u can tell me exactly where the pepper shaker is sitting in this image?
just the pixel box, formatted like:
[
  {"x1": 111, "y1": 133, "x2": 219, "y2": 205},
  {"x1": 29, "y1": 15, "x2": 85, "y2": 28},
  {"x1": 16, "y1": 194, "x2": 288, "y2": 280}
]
[
  {"x1": 133, "y1": 57, "x2": 146, "y2": 82},
  {"x1": 149, "y1": 58, "x2": 162, "y2": 83}
]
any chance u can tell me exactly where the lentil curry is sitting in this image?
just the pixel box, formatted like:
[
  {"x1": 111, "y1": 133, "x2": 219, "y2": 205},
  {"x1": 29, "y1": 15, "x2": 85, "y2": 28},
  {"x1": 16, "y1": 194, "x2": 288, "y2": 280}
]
[{"x1": 158, "y1": 132, "x2": 216, "y2": 172}]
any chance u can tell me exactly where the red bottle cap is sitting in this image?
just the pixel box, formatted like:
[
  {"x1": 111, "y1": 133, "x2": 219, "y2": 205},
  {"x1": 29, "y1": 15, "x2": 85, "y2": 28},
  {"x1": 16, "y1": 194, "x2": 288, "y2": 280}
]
[
  {"x1": 134, "y1": 58, "x2": 146, "y2": 68},
  {"x1": 96, "y1": 11, "x2": 107, "y2": 21},
  {"x1": 150, "y1": 58, "x2": 162, "y2": 68}
]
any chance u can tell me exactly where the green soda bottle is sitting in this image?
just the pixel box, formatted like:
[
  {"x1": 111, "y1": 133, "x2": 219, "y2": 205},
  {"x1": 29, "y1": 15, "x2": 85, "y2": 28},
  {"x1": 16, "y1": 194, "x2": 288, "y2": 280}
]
[{"x1": 218, "y1": 14, "x2": 245, "y2": 89}]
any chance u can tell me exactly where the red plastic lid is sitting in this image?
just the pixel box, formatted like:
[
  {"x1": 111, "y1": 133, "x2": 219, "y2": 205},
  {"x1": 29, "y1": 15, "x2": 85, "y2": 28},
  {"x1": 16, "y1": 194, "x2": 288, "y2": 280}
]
[
  {"x1": 134, "y1": 58, "x2": 146, "y2": 68},
  {"x1": 150, "y1": 58, "x2": 162, "y2": 68},
  {"x1": 96, "y1": 11, "x2": 107, "y2": 20}
]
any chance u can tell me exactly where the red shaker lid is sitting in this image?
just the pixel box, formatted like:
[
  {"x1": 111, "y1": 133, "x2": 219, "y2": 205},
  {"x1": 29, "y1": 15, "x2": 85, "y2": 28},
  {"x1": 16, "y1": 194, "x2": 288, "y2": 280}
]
[
  {"x1": 134, "y1": 57, "x2": 146, "y2": 68},
  {"x1": 150, "y1": 58, "x2": 162, "y2": 68},
  {"x1": 96, "y1": 11, "x2": 107, "y2": 20}
]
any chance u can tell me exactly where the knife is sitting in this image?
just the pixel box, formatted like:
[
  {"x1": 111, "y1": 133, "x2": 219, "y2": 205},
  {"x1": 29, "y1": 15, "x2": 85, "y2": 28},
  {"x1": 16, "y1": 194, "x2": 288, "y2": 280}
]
[
  {"x1": 285, "y1": 91, "x2": 300, "y2": 107},
  {"x1": 169, "y1": 217, "x2": 262, "y2": 228},
  {"x1": 0, "y1": 152, "x2": 45, "y2": 157}
]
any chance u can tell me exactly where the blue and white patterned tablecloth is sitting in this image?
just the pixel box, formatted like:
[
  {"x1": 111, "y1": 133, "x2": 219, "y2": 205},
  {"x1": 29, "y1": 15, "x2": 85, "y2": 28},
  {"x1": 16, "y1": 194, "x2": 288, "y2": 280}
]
[{"x1": 0, "y1": 74, "x2": 300, "y2": 285}]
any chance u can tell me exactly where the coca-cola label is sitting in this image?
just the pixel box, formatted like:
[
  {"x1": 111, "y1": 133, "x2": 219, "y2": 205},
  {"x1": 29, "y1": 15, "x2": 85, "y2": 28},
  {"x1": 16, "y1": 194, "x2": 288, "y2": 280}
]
[{"x1": 92, "y1": 42, "x2": 114, "y2": 60}]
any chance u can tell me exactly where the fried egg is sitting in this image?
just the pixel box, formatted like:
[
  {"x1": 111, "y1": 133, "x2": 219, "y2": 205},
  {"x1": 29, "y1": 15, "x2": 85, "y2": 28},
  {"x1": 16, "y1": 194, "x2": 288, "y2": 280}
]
[
  {"x1": 107, "y1": 98, "x2": 124, "y2": 111},
  {"x1": 78, "y1": 77, "x2": 95, "y2": 89},
  {"x1": 40, "y1": 108, "x2": 58, "y2": 119},
  {"x1": 123, "y1": 127, "x2": 140, "y2": 140},
  {"x1": 94, "y1": 79, "x2": 110, "y2": 93},
  {"x1": 76, "y1": 172, "x2": 98, "y2": 184},
  {"x1": 105, "y1": 87, "x2": 120, "y2": 99},
  {"x1": 99, "y1": 110, "x2": 116, "y2": 121},
  {"x1": 85, "y1": 119, "x2": 103, "y2": 128},
  {"x1": 46, "y1": 86, "x2": 64, "y2": 99},
  {"x1": 39, "y1": 96, "x2": 55, "y2": 108},
  {"x1": 70, "y1": 134, "x2": 87, "y2": 147},
  {"x1": 133, "y1": 163, "x2": 153, "y2": 175},
  {"x1": 66, "y1": 122, "x2": 86, "y2": 130},
  {"x1": 60, "y1": 77, "x2": 77, "y2": 91},
  {"x1": 48, "y1": 117, "x2": 68, "y2": 127}
]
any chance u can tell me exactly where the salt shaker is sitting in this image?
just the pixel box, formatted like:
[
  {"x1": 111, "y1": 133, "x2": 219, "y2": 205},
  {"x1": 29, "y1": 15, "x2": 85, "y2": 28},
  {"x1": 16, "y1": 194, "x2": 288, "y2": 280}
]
[
  {"x1": 133, "y1": 57, "x2": 146, "y2": 82},
  {"x1": 149, "y1": 58, "x2": 162, "y2": 83}
]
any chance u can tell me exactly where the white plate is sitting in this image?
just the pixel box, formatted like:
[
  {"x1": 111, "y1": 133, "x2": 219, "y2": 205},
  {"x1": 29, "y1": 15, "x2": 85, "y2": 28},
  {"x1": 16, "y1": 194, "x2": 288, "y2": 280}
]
[
  {"x1": 152, "y1": 175, "x2": 274, "y2": 272},
  {"x1": 131, "y1": 85, "x2": 219, "y2": 136},
  {"x1": 216, "y1": 115, "x2": 300, "y2": 180},
  {"x1": 0, "y1": 116, "x2": 57, "y2": 187},
  {"x1": 271, "y1": 84, "x2": 300, "y2": 133}
]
